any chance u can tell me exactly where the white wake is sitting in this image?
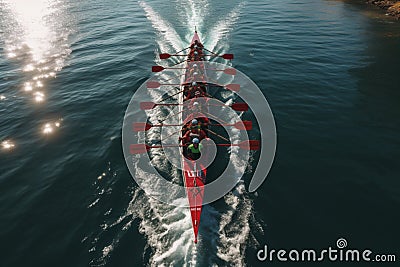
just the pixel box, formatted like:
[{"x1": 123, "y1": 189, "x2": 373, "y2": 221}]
[{"x1": 90, "y1": 1, "x2": 258, "y2": 266}]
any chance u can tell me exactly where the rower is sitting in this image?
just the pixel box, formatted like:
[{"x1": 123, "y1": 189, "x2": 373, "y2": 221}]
[
  {"x1": 187, "y1": 138, "x2": 202, "y2": 160},
  {"x1": 194, "y1": 90, "x2": 202, "y2": 98},
  {"x1": 184, "y1": 82, "x2": 199, "y2": 101},
  {"x1": 183, "y1": 85, "x2": 190, "y2": 97},
  {"x1": 193, "y1": 39, "x2": 203, "y2": 48},
  {"x1": 189, "y1": 100, "x2": 202, "y2": 111},
  {"x1": 186, "y1": 102, "x2": 209, "y2": 128},
  {"x1": 182, "y1": 122, "x2": 207, "y2": 141},
  {"x1": 190, "y1": 119, "x2": 201, "y2": 130},
  {"x1": 191, "y1": 40, "x2": 203, "y2": 49},
  {"x1": 179, "y1": 131, "x2": 191, "y2": 145}
]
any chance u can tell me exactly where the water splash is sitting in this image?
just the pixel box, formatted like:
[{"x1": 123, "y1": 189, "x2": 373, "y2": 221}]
[
  {"x1": 139, "y1": 1, "x2": 184, "y2": 53},
  {"x1": 216, "y1": 182, "x2": 254, "y2": 265},
  {"x1": 205, "y1": 2, "x2": 245, "y2": 53},
  {"x1": 177, "y1": 0, "x2": 210, "y2": 42}
]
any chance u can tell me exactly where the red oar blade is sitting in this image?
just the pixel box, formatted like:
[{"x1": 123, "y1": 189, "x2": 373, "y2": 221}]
[
  {"x1": 238, "y1": 140, "x2": 260, "y2": 150},
  {"x1": 231, "y1": 103, "x2": 248, "y2": 111},
  {"x1": 147, "y1": 81, "x2": 160, "y2": 88},
  {"x1": 152, "y1": 66, "x2": 165, "y2": 72},
  {"x1": 133, "y1": 122, "x2": 152, "y2": 132},
  {"x1": 159, "y1": 53, "x2": 171, "y2": 59},
  {"x1": 226, "y1": 83, "x2": 240, "y2": 92},
  {"x1": 234, "y1": 120, "x2": 252, "y2": 130},
  {"x1": 130, "y1": 144, "x2": 150, "y2": 154},
  {"x1": 223, "y1": 68, "x2": 236, "y2": 75},
  {"x1": 140, "y1": 101, "x2": 157, "y2": 110},
  {"x1": 222, "y1": 54, "x2": 234, "y2": 60}
]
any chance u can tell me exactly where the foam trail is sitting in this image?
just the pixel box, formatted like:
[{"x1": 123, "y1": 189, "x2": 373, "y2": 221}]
[
  {"x1": 205, "y1": 2, "x2": 245, "y2": 53},
  {"x1": 139, "y1": 1, "x2": 184, "y2": 53},
  {"x1": 132, "y1": 169, "x2": 195, "y2": 266},
  {"x1": 216, "y1": 182, "x2": 255, "y2": 265},
  {"x1": 112, "y1": 2, "x2": 258, "y2": 266},
  {"x1": 178, "y1": 0, "x2": 210, "y2": 42}
]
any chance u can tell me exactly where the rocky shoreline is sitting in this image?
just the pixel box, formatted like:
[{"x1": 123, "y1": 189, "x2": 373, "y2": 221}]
[{"x1": 367, "y1": 0, "x2": 400, "y2": 19}]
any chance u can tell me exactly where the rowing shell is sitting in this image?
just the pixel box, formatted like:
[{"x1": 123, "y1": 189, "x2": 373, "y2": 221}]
[{"x1": 180, "y1": 30, "x2": 206, "y2": 244}]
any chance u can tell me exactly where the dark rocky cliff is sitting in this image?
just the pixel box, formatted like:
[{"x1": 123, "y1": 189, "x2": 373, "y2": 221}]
[{"x1": 367, "y1": 0, "x2": 400, "y2": 19}]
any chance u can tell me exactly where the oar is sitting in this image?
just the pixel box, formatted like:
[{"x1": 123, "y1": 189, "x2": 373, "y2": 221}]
[
  {"x1": 140, "y1": 101, "x2": 181, "y2": 110},
  {"x1": 231, "y1": 103, "x2": 248, "y2": 111},
  {"x1": 130, "y1": 140, "x2": 259, "y2": 154},
  {"x1": 207, "y1": 103, "x2": 248, "y2": 111},
  {"x1": 130, "y1": 144, "x2": 185, "y2": 154},
  {"x1": 174, "y1": 46, "x2": 191, "y2": 54},
  {"x1": 158, "y1": 88, "x2": 184, "y2": 102},
  {"x1": 159, "y1": 53, "x2": 188, "y2": 59},
  {"x1": 133, "y1": 122, "x2": 182, "y2": 132},
  {"x1": 160, "y1": 53, "x2": 234, "y2": 60},
  {"x1": 147, "y1": 81, "x2": 240, "y2": 92},
  {"x1": 161, "y1": 128, "x2": 183, "y2": 141},
  {"x1": 206, "y1": 78, "x2": 240, "y2": 92},
  {"x1": 203, "y1": 54, "x2": 234, "y2": 60},
  {"x1": 215, "y1": 68, "x2": 236, "y2": 75},
  {"x1": 152, "y1": 65, "x2": 236, "y2": 75},
  {"x1": 152, "y1": 66, "x2": 186, "y2": 72},
  {"x1": 203, "y1": 47, "x2": 218, "y2": 56},
  {"x1": 205, "y1": 128, "x2": 229, "y2": 142},
  {"x1": 133, "y1": 121, "x2": 251, "y2": 132},
  {"x1": 210, "y1": 120, "x2": 252, "y2": 130},
  {"x1": 147, "y1": 81, "x2": 181, "y2": 88},
  {"x1": 139, "y1": 101, "x2": 248, "y2": 111},
  {"x1": 203, "y1": 48, "x2": 234, "y2": 60},
  {"x1": 217, "y1": 140, "x2": 260, "y2": 150},
  {"x1": 226, "y1": 83, "x2": 240, "y2": 92}
]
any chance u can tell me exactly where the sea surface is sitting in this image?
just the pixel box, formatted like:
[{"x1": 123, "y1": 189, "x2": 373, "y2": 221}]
[{"x1": 0, "y1": 0, "x2": 399, "y2": 266}]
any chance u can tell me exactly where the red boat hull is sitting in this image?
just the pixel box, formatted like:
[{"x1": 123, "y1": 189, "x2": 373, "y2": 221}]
[{"x1": 181, "y1": 30, "x2": 207, "y2": 243}]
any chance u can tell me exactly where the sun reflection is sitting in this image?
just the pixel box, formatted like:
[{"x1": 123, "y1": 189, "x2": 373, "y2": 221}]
[
  {"x1": 42, "y1": 120, "x2": 62, "y2": 135},
  {"x1": 43, "y1": 123, "x2": 53, "y2": 134},
  {"x1": 2, "y1": 140, "x2": 15, "y2": 151},
  {"x1": 24, "y1": 82, "x2": 33, "y2": 91},
  {"x1": 23, "y1": 64, "x2": 35, "y2": 72},
  {"x1": 5, "y1": 0, "x2": 55, "y2": 63},
  {"x1": 33, "y1": 92, "x2": 45, "y2": 102},
  {"x1": 2, "y1": 0, "x2": 73, "y2": 99},
  {"x1": 36, "y1": 81, "x2": 43, "y2": 87},
  {"x1": 1, "y1": 0, "x2": 73, "y2": 147}
]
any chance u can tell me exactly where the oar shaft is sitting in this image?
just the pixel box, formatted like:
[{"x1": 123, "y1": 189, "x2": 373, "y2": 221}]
[
  {"x1": 165, "y1": 67, "x2": 186, "y2": 70},
  {"x1": 206, "y1": 128, "x2": 229, "y2": 142},
  {"x1": 159, "y1": 88, "x2": 184, "y2": 102},
  {"x1": 152, "y1": 123, "x2": 182, "y2": 127},
  {"x1": 150, "y1": 144, "x2": 184, "y2": 148},
  {"x1": 157, "y1": 103, "x2": 181, "y2": 106},
  {"x1": 203, "y1": 47, "x2": 218, "y2": 56},
  {"x1": 175, "y1": 46, "x2": 191, "y2": 54},
  {"x1": 210, "y1": 124, "x2": 235, "y2": 127}
]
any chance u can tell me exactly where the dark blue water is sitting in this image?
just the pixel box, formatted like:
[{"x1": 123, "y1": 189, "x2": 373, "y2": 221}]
[{"x1": 1, "y1": 0, "x2": 399, "y2": 266}]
